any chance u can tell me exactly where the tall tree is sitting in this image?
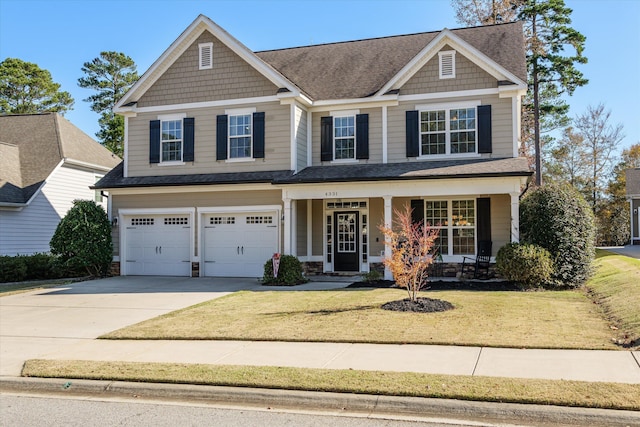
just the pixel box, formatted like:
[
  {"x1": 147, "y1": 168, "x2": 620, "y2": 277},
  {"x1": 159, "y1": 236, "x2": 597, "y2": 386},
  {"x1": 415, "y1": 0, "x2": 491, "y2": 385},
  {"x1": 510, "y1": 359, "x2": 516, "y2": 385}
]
[
  {"x1": 520, "y1": 0, "x2": 588, "y2": 186},
  {"x1": 0, "y1": 58, "x2": 74, "y2": 115},
  {"x1": 78, "y1": 51, "x2": 138, "y2": 157},
  {"x1": 451, "y1": 0, "x2": 588, "y2": 186},
  {"x1": 544, "y1": 126, "x2": 587, "y2": 188},
  {"x1": 574, "y1": 104, "x2": 624, "y2": 214}
]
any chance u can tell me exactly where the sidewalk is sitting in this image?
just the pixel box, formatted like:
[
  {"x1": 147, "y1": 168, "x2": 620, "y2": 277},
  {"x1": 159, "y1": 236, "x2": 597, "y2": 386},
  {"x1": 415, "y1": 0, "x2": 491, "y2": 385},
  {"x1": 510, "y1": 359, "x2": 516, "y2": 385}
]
[{"x1": 14, "y1": 338, "x2": 640, "y2": 384}]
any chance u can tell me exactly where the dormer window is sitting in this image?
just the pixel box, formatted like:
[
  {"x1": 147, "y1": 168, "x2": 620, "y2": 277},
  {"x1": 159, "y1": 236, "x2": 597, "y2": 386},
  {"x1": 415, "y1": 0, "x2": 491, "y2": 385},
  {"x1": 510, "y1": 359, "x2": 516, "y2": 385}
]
[
  {"x1": 199, "y1": 42, "x2": 213, "y2": 70},
  {"x1": 439, "y1": 50, "x2": 456, "y2": 79}
]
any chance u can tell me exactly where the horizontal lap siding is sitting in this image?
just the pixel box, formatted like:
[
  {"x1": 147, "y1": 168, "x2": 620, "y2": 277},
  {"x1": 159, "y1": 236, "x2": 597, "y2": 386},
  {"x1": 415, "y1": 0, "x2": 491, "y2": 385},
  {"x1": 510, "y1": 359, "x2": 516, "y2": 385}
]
[
  {"x1": 369, "y1": 197, "x2": 384, "y2": 256},
  {"x1": 312, "y1": 200, "x2": 324, "y2": 256},
  {"x1": 295, "y1": 105, "x2": 307, "y2": 171},
  {"x1": 311, "y1": 107, "x2": 382, "y2": 166},
  {"x1": 296, "y1": 200, "x2": 307, "y2": 256},
  {"x1": 127, "y1": 102, "x2": 290, "y2": 177},
  {"x1": 138, "y1": 31, "x2": 277, "y2": 107},
  {"x1": 490, "y1": 194, "x2": 510, "y2": 256},
  {"x1": 387, "y1": 94, "x2": 513, "y2": 162}
]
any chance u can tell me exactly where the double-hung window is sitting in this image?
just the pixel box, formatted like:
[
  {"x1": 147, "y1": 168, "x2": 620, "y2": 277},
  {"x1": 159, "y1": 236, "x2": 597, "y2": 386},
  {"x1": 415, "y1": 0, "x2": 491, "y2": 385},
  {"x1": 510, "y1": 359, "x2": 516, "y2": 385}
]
[
  {"x1": 229, "y1": 114, "x2": 252, "y2": 159},
  {"x1": 333, "y1": 115, "x2": 355, "y2": 160},
  {"x1": 425, "y1": 199, "x2": 475, "y2": 256},
  {"x1": 418, "y1": 103, "x2": 478, "y2": 157},
  {"x1": 161, "y1": 117, "x2": 183, "y2": 162}
]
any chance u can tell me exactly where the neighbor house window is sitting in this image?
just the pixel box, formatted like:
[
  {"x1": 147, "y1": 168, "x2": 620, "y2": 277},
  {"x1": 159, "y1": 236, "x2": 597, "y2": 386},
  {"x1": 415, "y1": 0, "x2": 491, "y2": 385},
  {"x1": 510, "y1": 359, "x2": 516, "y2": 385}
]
[
  {"x1": 334, "y1": 115, "x2": 355, "y2": 160},
  {"x1": 419, "y1": 105, "x2": 476, "y2": 156},
  {"x1": 229, "y1": 114, "x2": 252, "y2": 159},
  {"x1": 161, "y1": 119, "x2": 182, "y2": 162},
  {"x1": 425, "y1": 199, "x2": 475, "y2": 255}
]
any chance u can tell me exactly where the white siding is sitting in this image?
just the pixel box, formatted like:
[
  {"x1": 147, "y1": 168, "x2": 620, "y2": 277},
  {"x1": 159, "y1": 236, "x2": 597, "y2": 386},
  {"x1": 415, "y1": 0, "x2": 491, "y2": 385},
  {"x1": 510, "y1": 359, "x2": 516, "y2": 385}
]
[{"x1": 0, "y1": 164, "x2": 107, "y2": 256}]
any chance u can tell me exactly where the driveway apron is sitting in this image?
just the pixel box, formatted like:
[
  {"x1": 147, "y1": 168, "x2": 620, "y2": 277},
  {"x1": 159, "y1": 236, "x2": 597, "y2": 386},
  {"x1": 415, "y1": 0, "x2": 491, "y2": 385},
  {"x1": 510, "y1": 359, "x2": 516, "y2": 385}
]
[{"x1": 0, "y1": 276, "x2": 259, "y2": 376}]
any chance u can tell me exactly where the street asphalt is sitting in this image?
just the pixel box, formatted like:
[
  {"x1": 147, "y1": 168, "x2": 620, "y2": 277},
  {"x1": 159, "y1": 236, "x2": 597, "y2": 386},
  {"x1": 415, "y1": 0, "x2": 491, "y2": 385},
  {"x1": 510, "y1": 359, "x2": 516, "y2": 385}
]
[{"x1": 1, "y1": 274, "x2": 639, "y2": 426}]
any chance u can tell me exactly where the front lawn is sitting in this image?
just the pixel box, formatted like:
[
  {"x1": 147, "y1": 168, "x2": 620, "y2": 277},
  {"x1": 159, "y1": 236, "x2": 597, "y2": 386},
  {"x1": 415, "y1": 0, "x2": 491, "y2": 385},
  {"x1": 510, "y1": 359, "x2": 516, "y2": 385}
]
[{"x1": 103, "y1": 287, "x2": 617, "y2": 349}]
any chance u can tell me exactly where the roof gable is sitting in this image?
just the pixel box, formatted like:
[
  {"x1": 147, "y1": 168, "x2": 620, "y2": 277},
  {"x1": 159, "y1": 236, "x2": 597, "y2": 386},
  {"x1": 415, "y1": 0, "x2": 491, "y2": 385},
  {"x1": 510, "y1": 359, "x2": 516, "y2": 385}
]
[
  {"x1": 116, "y1": 15, "x2": 300, "y2": 110},
  {"x1": 0, "y1": 113, "x2": 120, "y2": 205},
  {"x1": 137, "y1": 30, "x2": 280, "y2": 108}
]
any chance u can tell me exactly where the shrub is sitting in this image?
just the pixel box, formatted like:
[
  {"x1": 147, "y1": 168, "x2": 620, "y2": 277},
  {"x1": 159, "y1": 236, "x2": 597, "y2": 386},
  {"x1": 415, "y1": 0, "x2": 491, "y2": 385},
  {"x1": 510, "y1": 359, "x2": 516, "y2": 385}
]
[
  {"x1": 363, "y1": 270, "x2": 382, "y2": 283},
  {"x1": 50, "y1": 200, "x2": 112, "y2": 277},
  {"x1": 25, "y1": 253, "x2": 56, "y2": 280},
  {"x1": 262, "y1": 254, "x2": 307, "y2": 286},
  {"x1": 520, "y1": 183, "x2": 596, "y2": 287},
  {"x1": 496, "y1": 243, "x2": 554, "y2": 289},
  {"x1": 0, "y1": 255, "x2": 27, "y2": 283}
]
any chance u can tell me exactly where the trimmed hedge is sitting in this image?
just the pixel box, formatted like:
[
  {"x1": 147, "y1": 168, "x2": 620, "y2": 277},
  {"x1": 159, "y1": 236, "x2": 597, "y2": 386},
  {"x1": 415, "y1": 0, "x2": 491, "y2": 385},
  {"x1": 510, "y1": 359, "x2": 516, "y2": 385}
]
[
  {"x1": 0, "y1": 253, "x2": 85, "y2": 283},
  {"x1": 262, "y1": 255, "x2": 307, "y2": 286},
  {"x1": 520, "y1": 184, "x2": 596, "y2": 287},
  {"x1": 496, "y1": 243, "x2": 554, "y2": 289}
]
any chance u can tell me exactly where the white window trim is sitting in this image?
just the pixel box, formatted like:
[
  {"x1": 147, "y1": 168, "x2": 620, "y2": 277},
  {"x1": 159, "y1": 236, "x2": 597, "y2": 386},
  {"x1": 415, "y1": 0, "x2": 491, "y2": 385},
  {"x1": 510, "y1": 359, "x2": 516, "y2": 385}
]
[
  {"x1": 439, "y1": 50, "x2": 456, "y2": 79},
  {"x1": 416, "y1": 101, "x2": 480, "y2": 158},
  {"x1": 225, "y1": 107, "x2": 256, "y2": 161},
  {"x1": 158, "y1": 113, "x2": 186, "y2": 164},
  {"x1": 199, "y1": 42, "x2": 213, "y2": 70},
  {"x1": 331, "y1": 110, "x2": 358, "y2": 162}
]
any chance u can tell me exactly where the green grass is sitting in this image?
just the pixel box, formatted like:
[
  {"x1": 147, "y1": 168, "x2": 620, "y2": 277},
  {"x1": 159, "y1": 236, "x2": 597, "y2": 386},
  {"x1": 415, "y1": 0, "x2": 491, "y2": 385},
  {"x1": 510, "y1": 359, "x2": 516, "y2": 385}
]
[
  {"x1": 21, "y1": 359, "x2": 640, "y2": 410},
  {"x1": 587, "y1": 250, "x2": 640, "y2": 346},
  {"x1": 0, "y1": 280, "x2": 75, "y2": 297},
  {"x1": 103, "y1": 288, "x2": 617, "y2": 349}
]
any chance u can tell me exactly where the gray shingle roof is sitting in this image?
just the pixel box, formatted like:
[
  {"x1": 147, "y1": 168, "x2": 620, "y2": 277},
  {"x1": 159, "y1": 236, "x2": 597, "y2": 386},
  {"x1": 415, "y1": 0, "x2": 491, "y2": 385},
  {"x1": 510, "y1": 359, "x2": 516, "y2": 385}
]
[
  {"x1": 95, "y1": 158, "x2": 530, "y2": 190},
  {"x1": 94, "y1": 163, "x2": 294, "y2": 189},
  {"x1": 256, "y1": 22, "x2": 526, "y2": 100},
  {"x1": 0, "y1": 113, "x2": 121, "y2": 204},
  {"x1": 275, "y1": 157, "x2": 531, "y2": 184}
]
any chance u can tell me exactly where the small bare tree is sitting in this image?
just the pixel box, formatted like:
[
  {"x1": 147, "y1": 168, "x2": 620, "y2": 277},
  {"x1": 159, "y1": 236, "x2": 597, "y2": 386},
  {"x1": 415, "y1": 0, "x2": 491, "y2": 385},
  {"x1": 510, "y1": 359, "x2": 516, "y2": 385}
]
[{"x1": 379, "y1": 204, "x2": 439, "y2": 302}]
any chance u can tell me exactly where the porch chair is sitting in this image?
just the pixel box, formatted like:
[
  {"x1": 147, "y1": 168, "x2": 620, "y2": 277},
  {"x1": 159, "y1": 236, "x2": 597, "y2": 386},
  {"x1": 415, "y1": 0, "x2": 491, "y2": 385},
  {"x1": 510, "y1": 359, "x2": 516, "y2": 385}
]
[{"x1": 461, "y1": 241, "x2": 492, "y2": 280}]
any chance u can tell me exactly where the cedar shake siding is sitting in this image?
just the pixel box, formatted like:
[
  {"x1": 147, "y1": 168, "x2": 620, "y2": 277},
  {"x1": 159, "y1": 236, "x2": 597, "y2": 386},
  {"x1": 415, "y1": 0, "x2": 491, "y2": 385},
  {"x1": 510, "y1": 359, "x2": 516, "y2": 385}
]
[
  {"x1": 401, "y1": 46, "x2": 498, "y2": 95},
  {"x1": 137, "y1": 31, "x2": 279, "y2": 108},
  {"x1": 127, "y1": 102, "x2": 291, "y2": 177}
]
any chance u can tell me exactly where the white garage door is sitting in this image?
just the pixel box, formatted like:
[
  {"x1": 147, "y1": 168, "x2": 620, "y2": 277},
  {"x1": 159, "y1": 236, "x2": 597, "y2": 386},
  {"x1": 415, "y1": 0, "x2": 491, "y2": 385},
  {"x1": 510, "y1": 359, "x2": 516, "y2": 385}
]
[
  {"x1": 203, "y1": 212, "x2": 278, "y2": 277},
  {"x1": 123, "y1": 214, "x2": 191, "y2": 276}
]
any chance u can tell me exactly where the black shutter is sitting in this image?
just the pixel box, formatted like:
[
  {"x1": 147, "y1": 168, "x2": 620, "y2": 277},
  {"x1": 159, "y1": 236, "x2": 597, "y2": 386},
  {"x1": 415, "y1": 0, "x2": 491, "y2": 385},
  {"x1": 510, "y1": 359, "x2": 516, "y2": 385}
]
[
  {"x1": 478, "y1": 105, "x2": 492, "y2": 153},
  {"x1": 183, "y1": 117, "x2": 194, "y2": 162},
  {"x1": 216, "y1": 114, "x2": 228, "y2": 161},
  {"x1": 410, "y1": 199, "x2": 424, "y2": 226},
  {"x1": 321, "y1": 116, "x2": 333, "y2": 162},
  {"x1": 149, "y1": 120, "x2": 160, "y2": 163},
  {"x1": 253, "y1": 112, "x2": 265, "y2": 159},
  {"x1": 406, "y1": 110, "x2": 419, "y2": 157},
  {"x1": 355, "y1": 114, "x2": 369, "y2": 159},
  {"x1": 476, "y1": 197, "x2": 491, "y2": 252}
]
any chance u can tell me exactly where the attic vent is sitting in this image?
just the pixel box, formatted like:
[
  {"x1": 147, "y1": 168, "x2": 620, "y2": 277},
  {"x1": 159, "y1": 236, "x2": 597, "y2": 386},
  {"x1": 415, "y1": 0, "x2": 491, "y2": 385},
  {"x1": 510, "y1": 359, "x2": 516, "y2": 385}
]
[
  {"x1": 199, "y1": 42, "x2": 213, "y2": 70},
  {"x1": 439, "y1": 50, "x2": 456, "y2": 79}
]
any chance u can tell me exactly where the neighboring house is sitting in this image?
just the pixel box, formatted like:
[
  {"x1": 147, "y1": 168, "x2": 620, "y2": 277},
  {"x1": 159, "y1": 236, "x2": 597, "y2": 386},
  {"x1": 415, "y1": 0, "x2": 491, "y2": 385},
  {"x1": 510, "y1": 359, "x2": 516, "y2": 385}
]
[
  {"x1": 0, "y1": 113, "x2": 120, "y2": 255},
  {"x1": 626, "y1": 168, "x2": 640, "y2": 245},
  {"x1": 96, "y1": 15, "x2": 531, "y2": 278}
]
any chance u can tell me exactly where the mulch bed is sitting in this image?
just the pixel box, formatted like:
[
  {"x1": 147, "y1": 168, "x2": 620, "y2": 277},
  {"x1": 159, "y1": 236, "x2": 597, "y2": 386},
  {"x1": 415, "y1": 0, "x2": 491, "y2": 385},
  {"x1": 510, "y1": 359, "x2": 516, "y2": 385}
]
[
  {"x1": 347, "y1": 279, "x2": 520, "y2": 291},
  {"x1": 381, "y1": 297, "x2": 454, "y2": 313}
]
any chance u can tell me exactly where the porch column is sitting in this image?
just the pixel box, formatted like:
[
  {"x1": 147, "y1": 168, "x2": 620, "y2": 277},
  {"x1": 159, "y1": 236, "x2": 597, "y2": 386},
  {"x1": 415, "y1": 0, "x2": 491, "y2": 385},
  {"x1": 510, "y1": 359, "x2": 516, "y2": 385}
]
[
  {"x1": 291, "y1": 199, "x2": 297, "y2": 256},
  {"x1": 510, "y1": 192, "x2": 519, "y2": 243},
  {"x1": 383, "y1": 195, "x2": 393, "y2": 280},
  {"x1": 283, "y1": 197, "x2": 292, "y2": 255}
]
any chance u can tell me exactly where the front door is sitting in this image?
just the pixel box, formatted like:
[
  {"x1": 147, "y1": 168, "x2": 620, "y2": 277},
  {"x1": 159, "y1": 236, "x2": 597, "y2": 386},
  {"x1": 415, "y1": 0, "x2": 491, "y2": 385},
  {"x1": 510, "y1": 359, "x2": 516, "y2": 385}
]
[{"x1": 334, "y1": 211, "x2": 359, "y2": 271}]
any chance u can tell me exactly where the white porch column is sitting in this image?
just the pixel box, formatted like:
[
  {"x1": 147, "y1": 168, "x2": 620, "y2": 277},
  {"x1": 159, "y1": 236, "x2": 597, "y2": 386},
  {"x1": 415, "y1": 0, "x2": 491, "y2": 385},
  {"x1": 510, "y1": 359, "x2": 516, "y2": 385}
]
[
  {"x1": 291, "y1": 199, "x2": 297, "y2": 256},
  {"x1": 306, "y1": 199, "x2": 313, "y2": 258},
  {"x1": 383, "y1": 195, "x2": 393, "y2": 280},
  {"x1": 283, "y1": 197, "x2": 292, "y2": 255},
  {"x1": 510, "y1": 192, "x2": 520, "y2": 243}
]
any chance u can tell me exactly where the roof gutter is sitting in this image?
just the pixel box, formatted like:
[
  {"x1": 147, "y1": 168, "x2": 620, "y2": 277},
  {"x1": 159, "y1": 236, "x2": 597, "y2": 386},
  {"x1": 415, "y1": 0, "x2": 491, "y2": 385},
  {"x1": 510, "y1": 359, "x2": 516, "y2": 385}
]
[{"x1": 63, "y1": 158, "x2": 116, "y2": 172}]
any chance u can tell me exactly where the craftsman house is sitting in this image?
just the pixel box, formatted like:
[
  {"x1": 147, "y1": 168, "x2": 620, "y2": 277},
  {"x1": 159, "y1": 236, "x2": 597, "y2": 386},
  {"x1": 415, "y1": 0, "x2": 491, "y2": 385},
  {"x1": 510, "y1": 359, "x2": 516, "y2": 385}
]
[
  {"x1": 0, "y1": 113, "x2": 120, "y2": 255},
  {"x1": 96, "y1": 14, "x2": 531, "y2": 278}
]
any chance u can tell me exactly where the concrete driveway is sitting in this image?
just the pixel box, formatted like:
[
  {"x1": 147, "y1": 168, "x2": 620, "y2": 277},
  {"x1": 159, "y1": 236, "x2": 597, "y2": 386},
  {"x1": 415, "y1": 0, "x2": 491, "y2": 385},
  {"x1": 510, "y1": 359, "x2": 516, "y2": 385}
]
[{"x1": 0, "y1": 276, "x2": 263, "y2": 376}]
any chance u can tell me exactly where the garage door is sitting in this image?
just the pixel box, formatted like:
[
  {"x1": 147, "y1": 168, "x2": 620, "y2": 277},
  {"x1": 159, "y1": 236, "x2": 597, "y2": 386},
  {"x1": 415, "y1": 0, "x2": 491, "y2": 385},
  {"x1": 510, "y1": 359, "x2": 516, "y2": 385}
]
[
  {"x1": 123, "y1": 214, "x2": 191, "y2": 276},
  {"x1": 202, "y1": 212, "x2": 278, "y2": 277}
]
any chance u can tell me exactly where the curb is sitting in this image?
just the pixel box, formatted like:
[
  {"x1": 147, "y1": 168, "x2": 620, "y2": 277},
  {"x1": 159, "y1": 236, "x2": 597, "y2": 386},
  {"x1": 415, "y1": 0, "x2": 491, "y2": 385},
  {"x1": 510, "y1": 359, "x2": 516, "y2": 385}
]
[{"x1": 2, "y1": 377, "x2": 639, "y2": 426}]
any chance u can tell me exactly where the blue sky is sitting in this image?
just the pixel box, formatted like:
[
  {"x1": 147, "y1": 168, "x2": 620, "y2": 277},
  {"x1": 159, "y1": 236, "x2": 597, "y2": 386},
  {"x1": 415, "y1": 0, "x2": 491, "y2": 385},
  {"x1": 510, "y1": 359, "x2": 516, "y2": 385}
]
[{"x1": 1, "y1": 0, "x2": 638, "y2": 154}]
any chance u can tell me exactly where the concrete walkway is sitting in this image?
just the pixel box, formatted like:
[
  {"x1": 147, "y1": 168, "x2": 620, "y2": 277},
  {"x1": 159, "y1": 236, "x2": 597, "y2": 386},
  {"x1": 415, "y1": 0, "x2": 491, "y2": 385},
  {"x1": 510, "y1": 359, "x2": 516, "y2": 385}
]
[{"x1": 1, "y1": 276, "x2": 639, "y2": 385}]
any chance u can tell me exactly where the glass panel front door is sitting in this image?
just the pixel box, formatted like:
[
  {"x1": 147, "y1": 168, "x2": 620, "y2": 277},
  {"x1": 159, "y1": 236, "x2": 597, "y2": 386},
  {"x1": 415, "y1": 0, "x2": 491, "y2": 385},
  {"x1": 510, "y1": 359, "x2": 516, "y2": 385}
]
[{"x1": 334, "y1": 212, "x2": 359, "y2": 271}]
